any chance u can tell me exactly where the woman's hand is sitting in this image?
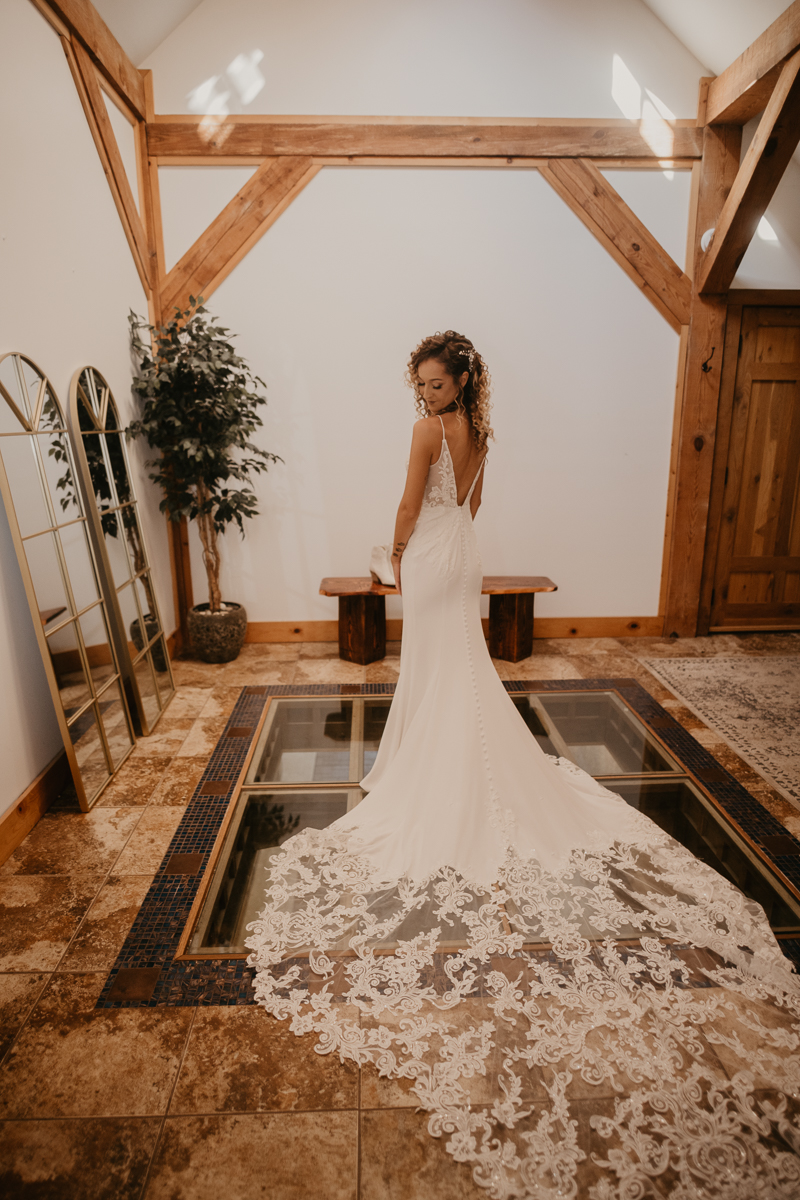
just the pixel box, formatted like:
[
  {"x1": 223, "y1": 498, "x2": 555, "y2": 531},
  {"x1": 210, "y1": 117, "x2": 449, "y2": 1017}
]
[{"x1": 392, "y1": 551, "x2": 402, "y2": 595}]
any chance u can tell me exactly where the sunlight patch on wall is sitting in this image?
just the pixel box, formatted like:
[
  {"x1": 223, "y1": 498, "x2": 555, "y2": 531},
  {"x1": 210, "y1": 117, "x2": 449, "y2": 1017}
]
[
  {"x1": 611, "y1": 55, "x2": 675, "y2": 159},
  {"x1": 612, "y1": 54, "x2": 641, "y2": 120},
  {"x1": 187, "y1": 48, "x2": 266, "y2": 115}
]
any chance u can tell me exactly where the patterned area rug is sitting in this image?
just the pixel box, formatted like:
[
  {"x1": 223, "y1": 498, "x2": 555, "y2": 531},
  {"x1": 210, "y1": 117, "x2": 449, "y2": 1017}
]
[{"x1": 642, "y1": 656, "x2": 800, "y2": 808}]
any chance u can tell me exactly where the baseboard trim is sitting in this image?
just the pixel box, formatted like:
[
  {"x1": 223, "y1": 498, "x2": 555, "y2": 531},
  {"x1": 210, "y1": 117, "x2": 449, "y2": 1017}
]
[
  {"x1": 0, "y1": 750, "x2": 70, "y2": 867},
  {"x1": 531, "y1": 616, "x2": 664, "y2": 638},
  {"x1": 245, "y1": 616, "x2": 664, "y2": 643}
]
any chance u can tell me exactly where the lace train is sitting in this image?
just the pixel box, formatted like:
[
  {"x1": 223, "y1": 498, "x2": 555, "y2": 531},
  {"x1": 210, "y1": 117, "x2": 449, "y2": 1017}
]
[{"x1": 246, "y1": 795, "x2": 800, "y2": 1199}]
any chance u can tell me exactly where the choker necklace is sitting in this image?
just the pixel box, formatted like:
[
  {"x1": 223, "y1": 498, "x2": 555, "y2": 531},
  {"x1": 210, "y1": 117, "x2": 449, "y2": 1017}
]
[{"x1": 439, "y1": 401, "x2": 458, "y2": 414}]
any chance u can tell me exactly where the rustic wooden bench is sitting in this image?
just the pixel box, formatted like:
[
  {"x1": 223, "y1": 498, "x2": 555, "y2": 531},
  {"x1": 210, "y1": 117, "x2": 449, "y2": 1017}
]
[{"x1": 319, "y1": 576, "x2": 557, "y2": 665}]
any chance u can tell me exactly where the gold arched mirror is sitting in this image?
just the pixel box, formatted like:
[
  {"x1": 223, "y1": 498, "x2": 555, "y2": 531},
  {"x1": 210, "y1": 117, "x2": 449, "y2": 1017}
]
[
  {"x1": 69, "y1": 366, "x2": 175, "y2": 735},
  {"x1": 0, "y1": 353, "x2": 136, "y2": 809}
]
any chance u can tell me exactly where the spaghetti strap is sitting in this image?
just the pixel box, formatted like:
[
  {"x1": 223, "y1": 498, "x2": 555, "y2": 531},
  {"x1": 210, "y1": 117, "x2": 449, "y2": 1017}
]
[
  {"x1": 431, "y1": 415, "x2": 446, "y2": 466},
  {"x1": 462, "y1": 455, "x2": 487, "y2": 507}
]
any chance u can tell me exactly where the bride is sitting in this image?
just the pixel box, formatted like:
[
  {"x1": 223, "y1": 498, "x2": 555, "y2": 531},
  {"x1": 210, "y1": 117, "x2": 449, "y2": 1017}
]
[{"x1": 247, "y1": 331, "x2": 800, "y2": 1198}]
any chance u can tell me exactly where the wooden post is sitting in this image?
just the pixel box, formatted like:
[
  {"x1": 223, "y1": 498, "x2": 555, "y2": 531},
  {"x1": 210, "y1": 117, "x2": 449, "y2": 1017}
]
[
  {"x1": 488, "y1": 593, "x2": 534, "y2": 662},
  {"x1": 167, "y1": 516, "x2": 194, "y2": 656},
  {"x1": 662, "y1": 125, "x2": 741, "y2": 637},
  {"x1": 338, "y1": 595, "x2": 386, "y2": 665}
]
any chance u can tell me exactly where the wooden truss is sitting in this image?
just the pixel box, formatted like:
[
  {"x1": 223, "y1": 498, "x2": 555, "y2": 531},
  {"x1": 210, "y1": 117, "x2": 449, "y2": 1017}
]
[{"x1": 32, "y1": 0, "x2": 800, "y2": 642}]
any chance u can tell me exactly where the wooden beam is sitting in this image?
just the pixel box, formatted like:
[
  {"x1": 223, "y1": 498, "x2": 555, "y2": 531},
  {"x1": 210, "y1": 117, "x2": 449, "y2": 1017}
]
[
  {"x1": 726, "y1": 289, "x2": 800, "y2": 305},
  {"x1": 63, "y1": 37, "x2": 152, "y2": 293},
  {"x1": 135, "y1": 70, "x2": 165, "y2": 320},
  {"x1": 698, "y1": 50, "x2": 800, "y2": 294},
  {"x1": 539, "y1": 159, "x2": 691, "y2": 330},
  {"x1": 663, "y1": 125, "x2": 742, "y2": 637},
  {"x1": 167, "y1": 514, "x2": 194, "y2": 656},
  {"x1": 147, "y1": 118, "x2": 703, "y2": 161},
  {"x1": 706, "y1": 0, "x2": 800, "y2": 124},
  {"x1": 31, "y1": 0, "x2": 146, "y2": 118},
  {"x1": 156, "y1": 155, "x2": 695, "y2": 171},
  {"x1": 161, "y1": 156, "x2": 318, "y2": 315}
]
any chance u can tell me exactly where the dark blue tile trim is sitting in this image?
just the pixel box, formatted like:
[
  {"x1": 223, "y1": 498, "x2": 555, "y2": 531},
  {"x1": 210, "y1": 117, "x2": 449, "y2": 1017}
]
[{"x1": 96, "y1": 679, "x2": 800, "y2": 1007}]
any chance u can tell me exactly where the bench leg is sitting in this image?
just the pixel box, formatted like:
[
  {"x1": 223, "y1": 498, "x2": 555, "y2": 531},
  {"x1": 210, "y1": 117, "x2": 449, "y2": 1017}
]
[
  {"x1": 488, "y1": 593, "x2": 534, "y2": 662},
  {"x1": 338, "y1": 595, "x2": 386, "y2": 665}
]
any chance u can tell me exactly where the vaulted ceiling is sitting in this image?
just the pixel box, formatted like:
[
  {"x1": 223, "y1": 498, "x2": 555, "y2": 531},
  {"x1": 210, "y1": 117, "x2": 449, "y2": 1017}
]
[{"x1": 93, "y1": 0, "x2": 789, "y2": 84}]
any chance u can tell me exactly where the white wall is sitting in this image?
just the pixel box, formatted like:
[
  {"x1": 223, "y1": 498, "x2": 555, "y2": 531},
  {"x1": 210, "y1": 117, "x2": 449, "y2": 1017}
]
[
  {"x1": 0, "y1": 0, "x2": 174, "y2": 816},
  {"x1": 152, "y1": 0, "x2": 700, "y2": 623},
  {"x1": 161, "y1": 163, "x2": 688, "y2": 623}
]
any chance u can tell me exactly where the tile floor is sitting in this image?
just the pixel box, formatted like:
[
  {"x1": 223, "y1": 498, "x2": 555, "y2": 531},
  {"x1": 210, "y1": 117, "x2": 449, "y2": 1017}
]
[{"x1": 1, "y1": 633, "x2": 799, "y2": 1198}]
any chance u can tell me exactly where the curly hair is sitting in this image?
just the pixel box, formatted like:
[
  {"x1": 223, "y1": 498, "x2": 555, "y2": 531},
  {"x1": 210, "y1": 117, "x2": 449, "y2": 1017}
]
[{"x1": 406, "y1": 330, "x2": 494, "y2": 453}]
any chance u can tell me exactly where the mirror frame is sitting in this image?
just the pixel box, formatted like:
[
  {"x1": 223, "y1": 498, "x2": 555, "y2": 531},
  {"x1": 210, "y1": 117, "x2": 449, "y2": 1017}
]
[
  {"x1": 68, "y1": 365, "x2": 175, "y2": 737},
  {"x1": 0, "y1": 352, "x2": 137, "y2": 810}
]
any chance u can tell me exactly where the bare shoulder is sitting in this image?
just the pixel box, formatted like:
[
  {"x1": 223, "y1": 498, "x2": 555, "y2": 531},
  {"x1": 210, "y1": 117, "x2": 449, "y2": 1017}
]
[
  {"x1": 410, "y1": 417, "x2": 442, "y2": 451},
  {"x1": 411, "y1": 416, "x2": 440, "y2": 441}
]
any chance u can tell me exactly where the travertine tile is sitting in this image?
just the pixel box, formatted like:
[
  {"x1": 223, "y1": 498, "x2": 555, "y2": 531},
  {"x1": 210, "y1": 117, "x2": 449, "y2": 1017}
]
[
  {"x1": 0, "y1": 1116, "x2": 160, "y2": 1199},
  {"x1": 0, "y1": 876, "x2": 103, "y2": 972},
  {"x1": 0, "y1": 973, "x2": 48, "y2": 1062},
  {"x1": 735, "y1": 632, "x2": 800, "y2": 655},
  {"x1": 197, "y1": 686, "x2": 246, "y2": 721},
  {"x1": 171, "y1": 1006, "x2": 358, "y2": 1113},
  {"x1": 217, "y1": 661, "x2": 297, "y2": 687},
  {"x1": 94, "y1": 755, "x2": 173, "y2": 808},
  {"x1": 556, "y1": 637, "x2": 631, "y2": 656},
  {"x1": 111, "y1": 808, "x2": 186, "y2": 875},
  {"x1": 174, "y1": 717, "x2": 229, "y2": 758},
  {"x1": 169, "y1": 661, "x2": 223, "y2": 687},
  {"x1": 228, "y1": 642, "x2": 301, "y2": 663},
  {"x1": 145, "y1": 1112, "x2": 357, "y2": 1200},
  {"x1": 57, "y1": 876, "x2": 154, "y2": 972},
  {"x1": 632, "y1": 634, "x2": 747, "y2": 658},
  {"x1": 130, "y1": 723, "x2": 192, "y2": 759},
  {"x1": 163, "y1": 687, "x2": 215, "y2": 719},
  {"x1": 493, "y1": 654, "x2": 582, "y2": 681},
  {"x1": 0, "y1": 973, "x2": 192, "y2": 1118},
  {"x1": 0, "y1": 810, "x2": 140, "y2": 877},
  {"x1": 293, "y1": 657, "x2": 366, "y2": 686},
  {"x1": 148, "y1": 756, "x2": 207, "y2": 807},
  {"x1": 296, "y1": 642, "x2": 342, "y2": 659},
  {"x1": 365, "y1": 656, "x2": 401, "y2": 683},
  {"x1": 360, "y1": 1108, "x2": 486, "y2": 1200}
]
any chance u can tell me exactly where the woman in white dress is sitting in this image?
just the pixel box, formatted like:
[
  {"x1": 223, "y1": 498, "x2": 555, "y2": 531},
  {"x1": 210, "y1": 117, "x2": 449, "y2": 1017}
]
[{"x1": 248, "y1": 332, "x2": 800, "y2": 1199}]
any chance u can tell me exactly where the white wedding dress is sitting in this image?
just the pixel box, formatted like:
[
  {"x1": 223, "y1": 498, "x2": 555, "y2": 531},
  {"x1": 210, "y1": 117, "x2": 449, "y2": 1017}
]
[{"x1": 247, "y1": 419, "x2": 800, "y2": 1199}]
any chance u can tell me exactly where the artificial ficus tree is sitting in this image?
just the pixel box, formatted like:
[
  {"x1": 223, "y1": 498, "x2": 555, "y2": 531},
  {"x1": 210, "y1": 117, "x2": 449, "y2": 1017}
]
[{"x1": 128, "y1": 298, "x2": 280, "y2": 612}]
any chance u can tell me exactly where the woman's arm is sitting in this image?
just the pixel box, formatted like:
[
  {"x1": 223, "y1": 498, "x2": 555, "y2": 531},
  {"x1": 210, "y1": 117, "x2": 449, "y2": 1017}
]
[{"x1": 392, "y1": 420, "x2": 438, "y2": 593}]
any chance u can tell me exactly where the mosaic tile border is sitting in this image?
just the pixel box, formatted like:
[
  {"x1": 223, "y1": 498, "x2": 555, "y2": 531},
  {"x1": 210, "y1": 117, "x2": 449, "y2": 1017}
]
[{"x1": 96, "y1": 679, "x2": 800, "y2": 1008}]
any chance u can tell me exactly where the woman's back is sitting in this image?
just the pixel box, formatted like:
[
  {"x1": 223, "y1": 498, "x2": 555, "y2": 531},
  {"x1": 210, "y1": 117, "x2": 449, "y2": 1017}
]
[{"x1": 435, "y1": 411, "x2": 486, "y2": 506}]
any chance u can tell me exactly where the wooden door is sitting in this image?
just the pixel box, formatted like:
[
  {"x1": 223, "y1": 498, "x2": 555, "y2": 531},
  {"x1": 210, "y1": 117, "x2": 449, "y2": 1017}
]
[{"x1": 707, "y1": 306, "x2": 800, "y2": 631}]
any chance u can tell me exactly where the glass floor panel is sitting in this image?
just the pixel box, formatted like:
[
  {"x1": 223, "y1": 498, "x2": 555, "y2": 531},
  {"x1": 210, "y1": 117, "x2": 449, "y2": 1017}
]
[
  {"x1": 246, "y1": 697, "x2": 392, "y2": 785},
  {"x1": 604, "y1": 778, "x2": 800, "y2": 934},
  {"x1": 536, "y1": 691, "x2": 681, "y2": 775},
  {"x1": 188, "y1": 789, "x2": 363, "y2": 954},
  {"x1": 187, "y1": 691, "x2": 800, "y2": 954}
]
